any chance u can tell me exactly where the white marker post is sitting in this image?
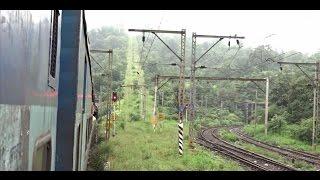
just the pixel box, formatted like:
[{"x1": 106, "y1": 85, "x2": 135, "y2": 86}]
[{"x1": 178, "y1": 122, "x2": 184, "y2": 155}]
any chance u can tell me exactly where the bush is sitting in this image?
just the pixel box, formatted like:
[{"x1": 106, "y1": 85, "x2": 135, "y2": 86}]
[
  {"x1": 99, "y1": 102, "x2": 108, "y2": 117},
  {"x1": 233, "y1": 121, "x2": 243, "y2": 126},
  {"x1": 130, "y1": 113, "x2": 140, "y2": 121},
  {"x1": 120, "y1": 121, "x2": 126, "y2": 130},
  {"x1": 294, "y1": 118, "x2": 314, "y2": 144},
  {"x1": 220, "y1": 129, "x2": 238, "y2": 142},
  {"x1": 226, "y1": 113, "x2": 240, "y2": 122},
  {"x1": 268, "y1": 111, "x2": 289, "y2": 133},
  {"x1": 283, "y1": 123, "x2": 300, "y2": 137},
  {"x1": 220, "y1": 119, "x2": 231, "y2": 126},
  {"x1": 217, "y1": 109, "x2": 230, "y2": 118},
  {"x1": 244, "y1": 124, "x2": 265, "y2": 136},
  {"x1": 268, "y1": 104, "x2": 285, "y2": 120},
  {"x1": 196, "y1": 108, "x2": 242, "y2": 127}
]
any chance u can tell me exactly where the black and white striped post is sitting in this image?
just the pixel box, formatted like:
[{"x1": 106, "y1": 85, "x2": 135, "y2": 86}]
[{"x1": 178, "y1": 122, "x2": 183, "y2": 155}]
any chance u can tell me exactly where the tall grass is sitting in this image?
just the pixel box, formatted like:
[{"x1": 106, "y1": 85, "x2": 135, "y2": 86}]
[
  {"x1": 91, "y1": 119, "x2": 243, "y2": 171},
  {"x1": 244, "y1": 124, "x2": 320, "y2": 154},
  {"x1": 219, "y1": 127, "x2": 316, "y2": 170}
]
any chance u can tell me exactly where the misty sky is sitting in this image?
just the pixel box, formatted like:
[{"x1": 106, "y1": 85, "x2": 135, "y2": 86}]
[{"x1": 85, "y1": 10, "x2": 320, "y2": 55}]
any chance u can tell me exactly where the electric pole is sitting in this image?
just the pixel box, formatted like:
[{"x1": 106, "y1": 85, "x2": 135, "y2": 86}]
[
  {"x1": 313, "y1": 62, "x2": 319, "y2": 150},
  {"x1": 161, "y1": 91, "x2": 164, "y2": 106},
  {"x1": 255, "y1": 90, "x2": 258, "y2": 135},
  {"x1": 189, "y1": 33, "x2": 245, "y2": 148},
  {"x1": 109, "y1": 51, "x2": 114, "y2": 139},
  {"x1": 129, "y1": 28, "x2": 186, "y2": 155},
  {"x1": 153, "y1": 75, "x2": 159, "y2": 131},
  {"x1": 90, "y1": 49, "x2": 113, "y2": 141},
  {"x1": 143, "y1": 85, "x2": 147, "y2": 122},
  {"x1": 265, "y1": 77, "x2": 269, "y2": 135}
]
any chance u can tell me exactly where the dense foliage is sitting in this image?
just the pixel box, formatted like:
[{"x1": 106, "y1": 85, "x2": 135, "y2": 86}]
[{"x1": 88, "y1": 26, "x2": 320, "y2": 145}]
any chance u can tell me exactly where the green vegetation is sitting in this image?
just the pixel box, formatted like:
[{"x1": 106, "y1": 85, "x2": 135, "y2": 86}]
[
  {"x1": 89, "y1": 25, "x2": 320, "y2": 139},
  {"x1": 194, "y1": 108, "x2": 243, "y2": 131},
  {"x1": 218, "y1": 128, "x2": 316, "y2": 170},
  {"x1": 219, "y1": 128, "x2": 239, "y2": 143},
  {"x1": 87, "y1": 25, "x2": 320, "y2": 170},
  {"x1": 88, "y1": 34, "x2": 243, "y2": 171},
  {"x1": 268, "y1": 111, "x2": 289, "y2": 134},
  {"x1": 244, "y1": 124, "x2": 320, "y2": 154},
  {"x1": 100, "y1": 120, "x2": 243, "y2": 171},
  {"x1": 239, "y1": 142, "x2": 315, "y2": 171},
  {"x1": 88, "y1": 118, "x2": 110, "y2": 170}
]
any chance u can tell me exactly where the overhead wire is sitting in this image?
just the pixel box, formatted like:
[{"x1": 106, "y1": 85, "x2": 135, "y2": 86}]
[
  {"x1": 200, "y1": 39, "x2": 245, "y2": 79},
  {"x1": 228, "y1": 46, "x2": 242, "y2": 69},
  {"x1": 197, "y1": 39, "x2": 225, "y2": 66},
  {"x1": 138, "y1": 26, "x2": 151, "y2": 63},
  {"x1": 90, "y1": 54, "x2": 109, "y2": 73},
  {"x1": 142, "y1": 16, "x2": 164, "y2": 66},
  {"x1": 200, "y1": 51, "x2": 218, "y2": 65},
  {"x1": 245, "y1": 34, "x2": 279, "y2": 70},
  {"x1": 198, "y1": 38, "x2": 233, "y2": 68},
  {"x1": 226, "y1": 37, "x2": 245, "y2": 69}
]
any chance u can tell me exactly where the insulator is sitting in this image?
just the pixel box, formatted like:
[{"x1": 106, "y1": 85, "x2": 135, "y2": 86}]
[
  {"x1": 228, "y1": 41, "x2": 230, "y2": 47},
  {"x1": 236, "y1": 39, "x2": 240, "y2": 45},
  {"x1": 280, "y1": 66, "x2": 283, "y2": 71},
  {"x1": 142, "y1": 32, "x2": 145, "y2": 42}
]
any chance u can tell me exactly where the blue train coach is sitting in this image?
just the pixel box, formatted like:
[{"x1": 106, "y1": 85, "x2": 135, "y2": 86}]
[{"x1": 0, "y1": 10, "x2": 98, "y2": 171}]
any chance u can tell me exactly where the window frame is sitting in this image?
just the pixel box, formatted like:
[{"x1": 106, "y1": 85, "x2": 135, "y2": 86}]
[{"x1": 48, "y1": 10, "x2": 60, "y2": 90}]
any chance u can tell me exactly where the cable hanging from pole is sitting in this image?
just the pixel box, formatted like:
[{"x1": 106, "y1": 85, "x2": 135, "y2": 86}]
[
  {"x1": 138, "y1": 29, "x2": 151, "y2": 64},
  {"x1": 227, "y1": 36, "x2": 243, "y2": 68},
  {"x1": 90, "y1": 54, "x2": 109, "y2": 73},
  {"x1": 228, "y1": 46, "x2": 242, "y2": 69},
  {"x1": 142, "y1": 17, "x2": 164, "y2": 66}
]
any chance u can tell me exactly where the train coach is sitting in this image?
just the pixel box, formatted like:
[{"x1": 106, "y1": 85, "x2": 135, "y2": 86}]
[{"x1": 0, "y1": 10, "x2": 98, "y2": 171}]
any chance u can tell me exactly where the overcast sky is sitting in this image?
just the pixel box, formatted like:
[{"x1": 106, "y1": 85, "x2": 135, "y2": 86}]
[{"x1": 85, "y1": 10, "x2": 320, "y2": 55}]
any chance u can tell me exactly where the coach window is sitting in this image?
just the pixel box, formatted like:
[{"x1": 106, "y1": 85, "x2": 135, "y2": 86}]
[
  {"x1": 32, "y1": 134, "x2": 52, "y2": 171},
  {"x1": 48, "y1": 10, "x2": 60, "y2": 89}
]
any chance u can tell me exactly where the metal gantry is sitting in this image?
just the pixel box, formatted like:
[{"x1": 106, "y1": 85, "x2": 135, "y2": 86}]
[
  {"x1": 153, "y1": 75, "x2": 159, "y2": 131},
  {"x1": 189, "y1": 33, "x2": 245, "y2": 148},
  {"x1": 129, "y1": 28, "x2": 186, "y2": 155},
  {"x1": 90, "y1": 49, "x2": 113, "y2": 141},
  {"x1": 155, "y1": 74, "x2": 269, "y2": 136}
]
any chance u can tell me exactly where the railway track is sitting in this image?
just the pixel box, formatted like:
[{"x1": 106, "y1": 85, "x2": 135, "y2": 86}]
[
  {"x1": 196, "y1": 127, "x2": 297, "y2": 171},
  {"x1": 230, "y1": 126, "x2": 320, "y2": 169}
]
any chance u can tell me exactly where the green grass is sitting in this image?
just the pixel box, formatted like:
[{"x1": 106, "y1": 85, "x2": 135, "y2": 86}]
[
  {"x1": 244, "y1": 124, "x2": 320, "y2": 154},
  {"x1": 238, "y1": 142, "x2": 315, "y2": 171},
  {"x1": 219, "y1": 128, "x2": 239, "y2": 143},
  {"x1": 218, "y1": 125, "x2": 317, "y2": 170},
  {"x1": 91, "y1": 119, "x2": 243, "y2": 171},
  {"x1": 88, "y1": 37, "x2": 243, "y2": 171},
  {"x1": 87, "y1": 118, "x2": 111, "y2": 171}
]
